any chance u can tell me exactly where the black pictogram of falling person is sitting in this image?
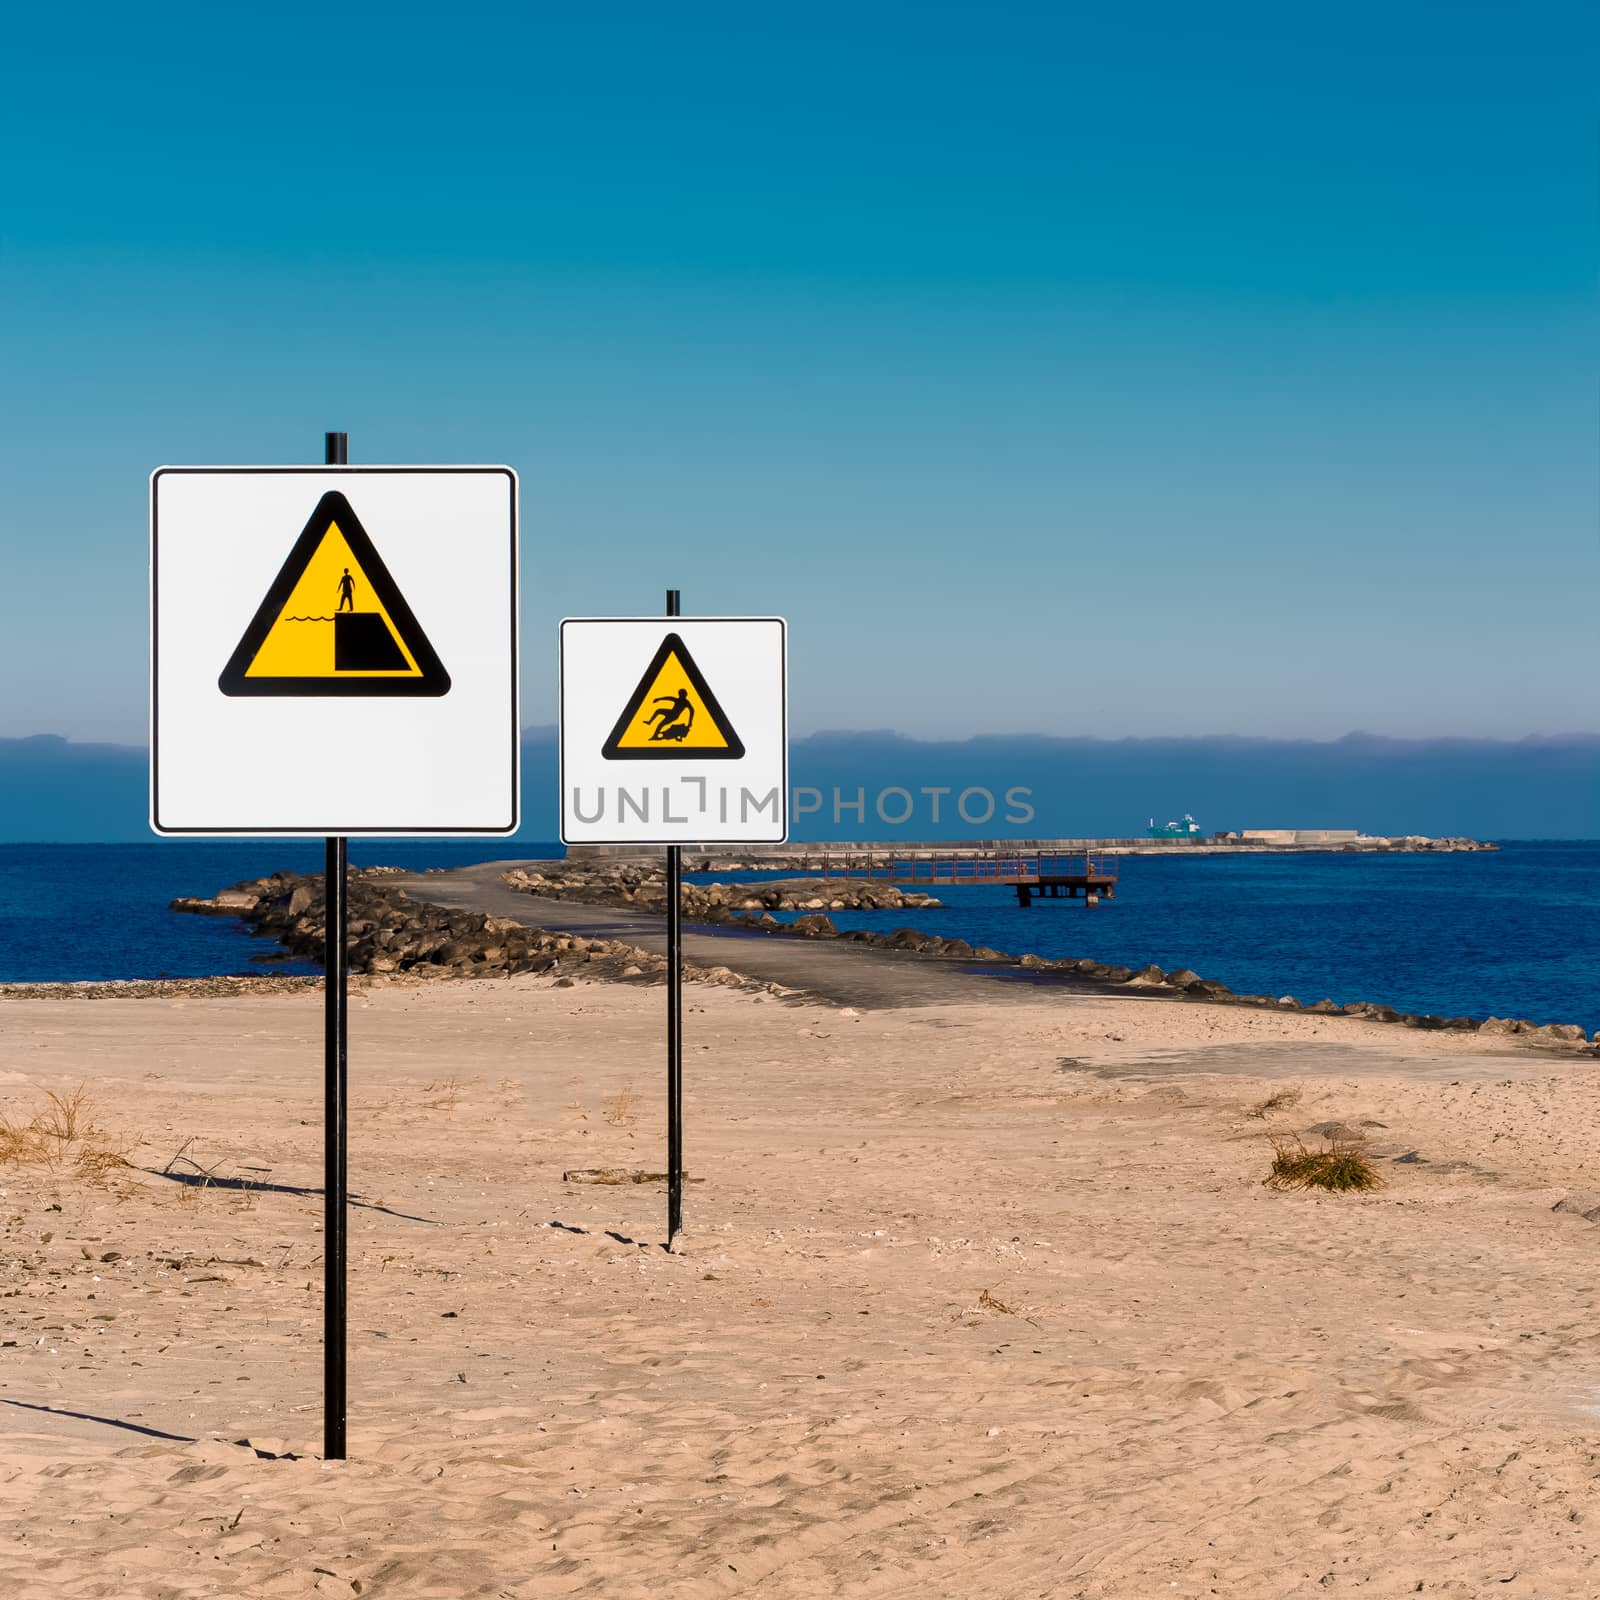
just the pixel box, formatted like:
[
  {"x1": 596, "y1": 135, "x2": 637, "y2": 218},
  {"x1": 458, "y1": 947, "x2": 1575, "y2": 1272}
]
[{"x1": 645, "y1": 688, "x2": 693, "y2": 742}]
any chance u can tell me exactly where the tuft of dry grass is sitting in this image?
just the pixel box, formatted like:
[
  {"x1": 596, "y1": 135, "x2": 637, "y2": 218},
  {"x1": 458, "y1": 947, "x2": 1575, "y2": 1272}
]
[
  {"x1": 421, "y1": 1076, "x2": 462, "y2": 1114},
  {"x1": 74, "y1": 1147, "x2": 133, "y2": 1184},
  {"x1": 39, "y1": 1084, "x2": 91, "y2": 1143},
  {"x1": 0, "y1": 1085, "x2": 131, "y2": 1184},
  {"x1": 1266, "y1": 1133, "x2": 1382, "y2": 1193},
  {"x1": 602, "y1": 1084, "x2": 640, "y2": 1127},
  {"x1": 1248, "y1": 1087, "x2": 1303, "y2": 1120},
  {"x1": 0, "y1": 1118, "x2": 42, "y2": 1165}
]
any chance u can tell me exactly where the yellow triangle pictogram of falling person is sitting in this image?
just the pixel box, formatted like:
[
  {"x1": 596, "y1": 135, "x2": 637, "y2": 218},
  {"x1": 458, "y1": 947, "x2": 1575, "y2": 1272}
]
[
  {"x1": 602, "y1": 633, "x2": 745, "y2": 759},
  {"x1": 218, "y1": 492, "x2": 450, "y2": 697}
]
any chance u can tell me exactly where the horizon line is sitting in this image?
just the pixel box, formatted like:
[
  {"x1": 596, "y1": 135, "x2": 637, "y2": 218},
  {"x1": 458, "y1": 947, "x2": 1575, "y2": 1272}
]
[{"x1": 6, "y1": 727, "x2": 1600, "y2": 753}]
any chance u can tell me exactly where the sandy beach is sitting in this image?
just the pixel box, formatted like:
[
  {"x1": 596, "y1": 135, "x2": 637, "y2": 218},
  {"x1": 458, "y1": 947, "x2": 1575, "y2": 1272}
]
[{"x1": 5, "y1": 970, "x2": 1600, "y2": 1598}]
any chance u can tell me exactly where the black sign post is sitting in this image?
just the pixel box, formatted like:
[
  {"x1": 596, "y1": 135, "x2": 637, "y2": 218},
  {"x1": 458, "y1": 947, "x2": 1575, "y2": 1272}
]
[
  {"x1": 665, "y1": 587, "x2": 684, "y2": 1246},
  {"x1": 323, "y1": 429, "x2": 349, "y2": 1460}
]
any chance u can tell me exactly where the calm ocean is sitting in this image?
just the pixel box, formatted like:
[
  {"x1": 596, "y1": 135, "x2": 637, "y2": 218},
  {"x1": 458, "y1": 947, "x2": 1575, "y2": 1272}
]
[
  {"x1": 738, "y1": 841, "x2": 1599, "y2": 1031},
  {"x1": 1, "y1": 841, "x2": 1594, "y2": 1032}
]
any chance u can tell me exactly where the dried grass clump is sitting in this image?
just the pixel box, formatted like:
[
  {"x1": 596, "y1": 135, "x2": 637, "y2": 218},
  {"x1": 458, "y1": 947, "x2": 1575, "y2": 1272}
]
[
  {"x1": 602, "y1": 1084, "x2": 640, "y2": 1127},
  {"x1": 0, "y1": 1116, "x2": 44, "y2": 1165},
  {"x1": 40, "y1": 1084, "x2": 91, "y2": 1143},
  {"x1": 421, "y1": 1076, "x2": 462, "y2": 1114},
  {"x1": 0, "y1": 1085, "x2": 130, "y2": 1184},
  {"x1": 74, "y1": 1146, "x2": 134, "y2": 1183},
  {"x1": 1266, "y1": 1133, "x2": 1382, "y2": 1193},
  {"x1": 1248, "y1": 1087, "x2": 1303, "y2": 1120}
]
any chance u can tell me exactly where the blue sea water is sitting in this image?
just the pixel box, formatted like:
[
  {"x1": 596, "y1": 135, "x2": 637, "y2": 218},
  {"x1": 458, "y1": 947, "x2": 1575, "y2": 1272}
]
[
  {"x1": 0, "y1": 842, "x2": 561, "y2": 984},
  {"x1": 0, "y1": 841, "x2": 1594, "y2": 1031},
  {"x1": 705, "y1": 842, "x2": 1600, "y2": 1031}
]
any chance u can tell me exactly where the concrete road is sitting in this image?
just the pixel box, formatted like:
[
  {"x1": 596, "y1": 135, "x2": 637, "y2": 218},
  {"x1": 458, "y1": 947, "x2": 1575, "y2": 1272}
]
[{"x1": 391, "y1": 859, "x2": 1140, "y2": 1011}]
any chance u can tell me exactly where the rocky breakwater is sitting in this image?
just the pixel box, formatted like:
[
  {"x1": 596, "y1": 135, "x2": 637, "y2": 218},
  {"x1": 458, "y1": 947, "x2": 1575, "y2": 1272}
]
[
  {"x1": 1354, "y1": 836, "x2": 1498, "y2": 853},
  {"x1": 171, "y1": 870, "x2": 756, "y2": 992},
  {"x1": 672, "y1": 906, "x2": 1600, "y2": 1050},
  {"x1": 173, "y1": 872, "x2": 570, "y2": 979},
  {"x1": 501, "y1": 864, "x2": 941, "y2": 919}
]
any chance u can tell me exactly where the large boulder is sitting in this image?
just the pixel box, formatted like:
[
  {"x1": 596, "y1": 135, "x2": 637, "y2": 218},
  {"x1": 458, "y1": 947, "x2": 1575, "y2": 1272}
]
[{"x1": 1534, "y1": 1023, "x2": 1588, "y2": 1043}]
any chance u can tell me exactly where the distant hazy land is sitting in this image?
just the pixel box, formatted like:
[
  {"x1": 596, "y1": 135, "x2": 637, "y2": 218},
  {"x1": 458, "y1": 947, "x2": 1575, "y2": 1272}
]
[{"x1": 2, "y1": 728, "x2": 1596, "y2": 841}]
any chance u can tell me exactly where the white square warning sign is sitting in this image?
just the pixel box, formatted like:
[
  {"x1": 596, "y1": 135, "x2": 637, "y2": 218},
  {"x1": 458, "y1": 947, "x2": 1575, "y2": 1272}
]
[
  {"x1": 151, "y1": 467, "x2": 519, "y2": 836},
  {"x1": 559, "y1": 618, "x2": 787, "y2": 844}
]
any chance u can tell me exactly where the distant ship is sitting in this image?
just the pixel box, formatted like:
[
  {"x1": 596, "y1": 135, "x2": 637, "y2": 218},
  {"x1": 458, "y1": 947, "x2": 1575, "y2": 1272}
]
[{"x1": 1147, "y1": 813, "x2": 1201, "y2": 839}]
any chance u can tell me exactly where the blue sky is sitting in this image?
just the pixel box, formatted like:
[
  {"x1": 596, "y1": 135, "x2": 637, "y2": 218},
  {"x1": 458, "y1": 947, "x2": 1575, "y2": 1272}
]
[{"x1": 3, "y1": 1, "x2": 1595, "y2": 743}]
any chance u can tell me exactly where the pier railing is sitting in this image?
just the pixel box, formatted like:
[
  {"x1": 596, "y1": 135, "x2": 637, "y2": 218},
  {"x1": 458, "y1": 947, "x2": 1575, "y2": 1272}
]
[{"x1": 798, "y1": 850, "x2": 1118, "y2": 888}]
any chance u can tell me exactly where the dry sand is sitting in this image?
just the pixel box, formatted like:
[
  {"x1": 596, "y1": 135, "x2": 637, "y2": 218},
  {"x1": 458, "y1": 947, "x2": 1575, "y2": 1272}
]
[{"x1": 3, "y1": 974, "x2": 1600, "y2": 1598}]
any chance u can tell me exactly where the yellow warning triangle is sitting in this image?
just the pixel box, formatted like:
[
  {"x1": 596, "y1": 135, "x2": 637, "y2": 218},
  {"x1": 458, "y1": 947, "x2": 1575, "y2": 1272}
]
[
  {"x1": 602, "y1": 633, "x2": 744, "y2": 759},
  {"x1": 218, "y1": 492, "x2": 449, "y2": 697}
]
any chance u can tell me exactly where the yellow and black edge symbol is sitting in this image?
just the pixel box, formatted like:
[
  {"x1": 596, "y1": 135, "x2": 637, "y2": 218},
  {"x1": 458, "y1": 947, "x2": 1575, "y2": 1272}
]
[
  {"x1": 218, "y1": 491, "x2": 450, "y2": 697},
  {"x1": 601, "y1": 632, "x2": 745, "y2": 760}
]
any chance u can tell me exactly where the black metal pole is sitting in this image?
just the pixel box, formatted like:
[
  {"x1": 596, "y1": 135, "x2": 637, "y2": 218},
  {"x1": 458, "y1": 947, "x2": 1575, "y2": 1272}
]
[
  {"x1": 323, "y1": 430, "x2": 349, "y2": 1459},
  {"x1": 665, "y1": 587, "x2": 683, "y2": 1246}
]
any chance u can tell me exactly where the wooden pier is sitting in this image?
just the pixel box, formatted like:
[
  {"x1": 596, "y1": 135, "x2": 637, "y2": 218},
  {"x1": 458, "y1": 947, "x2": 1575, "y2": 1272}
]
[{"x1": 798, "y1": 849, "x2": 1119, "y2": 907}]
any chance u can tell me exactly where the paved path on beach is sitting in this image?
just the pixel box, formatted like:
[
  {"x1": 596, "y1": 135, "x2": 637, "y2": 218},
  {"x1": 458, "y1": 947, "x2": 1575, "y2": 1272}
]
[{"x1": 392, "y1": 859, "x2": 1137, "y2": 1011}]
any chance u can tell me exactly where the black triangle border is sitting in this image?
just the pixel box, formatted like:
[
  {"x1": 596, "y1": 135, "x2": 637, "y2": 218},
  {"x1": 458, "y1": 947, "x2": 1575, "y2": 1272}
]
[
  {"x1": 217, "y1": 490, "x2": 451, "y2": 697},
  {"x1": 600, "y1": 631, "x2": 745, "y2": 760}
]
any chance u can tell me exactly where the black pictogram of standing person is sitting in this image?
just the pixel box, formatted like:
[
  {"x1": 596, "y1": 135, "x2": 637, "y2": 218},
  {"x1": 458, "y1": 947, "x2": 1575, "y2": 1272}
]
[
  {"x1": 645, "y1": 688, "x2": 693, "y2": 741},
  {"x1": 336, "y1": 568, "x2": 355, "y2": 612}
]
